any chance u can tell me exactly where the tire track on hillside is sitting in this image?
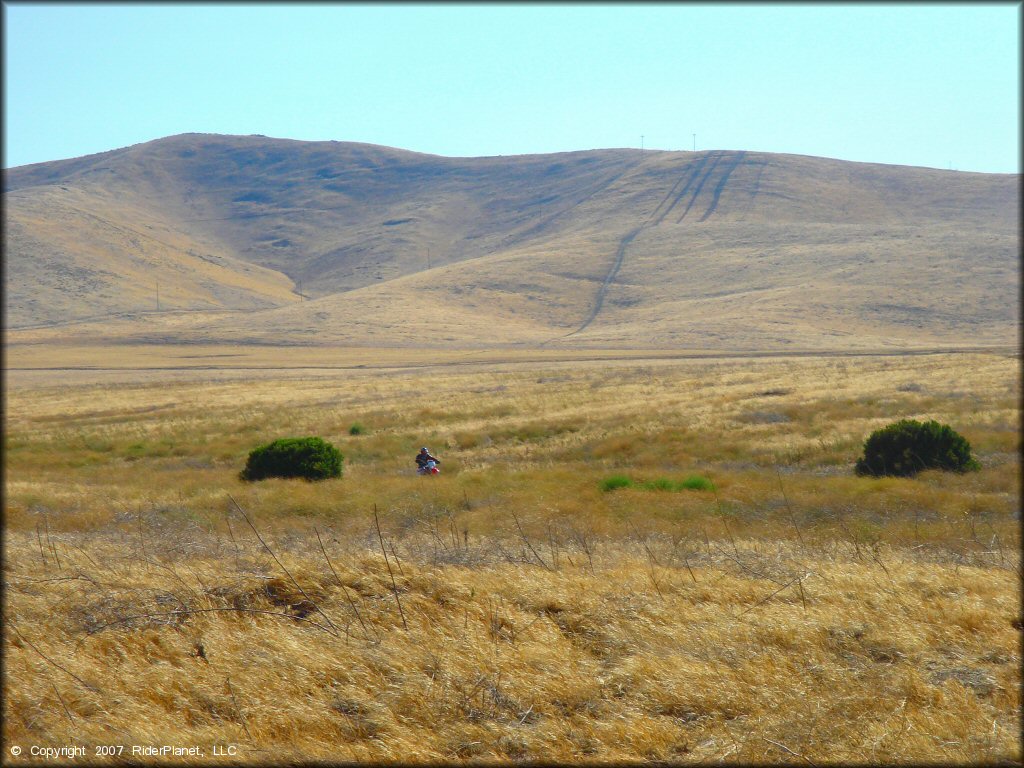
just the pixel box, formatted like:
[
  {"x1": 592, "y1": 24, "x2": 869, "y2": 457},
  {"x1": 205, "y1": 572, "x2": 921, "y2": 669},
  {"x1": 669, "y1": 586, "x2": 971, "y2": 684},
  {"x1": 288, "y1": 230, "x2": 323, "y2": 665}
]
[
  {"x1": 748, "y1": 158, "x2": 767, "y2": 207},
  {"x1": 697, "y1": 151, "x2": 746, "y2": 222},
  {"x1": 563, "y1": 225, "x2": 645, "y2": 337},
  {"x1": 643, "y1": 158, "x2": 702, "y2": 226},
  {"x1": 562, "y1": 157, "x2": 705, "y2": 338},
  {"x1": 555, "y1": 151, "x2": 749, "y2": 340},
  {"x1": 675, "y1": 151, "x2": 725, "y2": 223},
  {"x1": 657, "y1": 152, "x2": 713, "y2": 224},
  {"x1": 505, "y1": 162, "x2": 642, "y2": 246}
]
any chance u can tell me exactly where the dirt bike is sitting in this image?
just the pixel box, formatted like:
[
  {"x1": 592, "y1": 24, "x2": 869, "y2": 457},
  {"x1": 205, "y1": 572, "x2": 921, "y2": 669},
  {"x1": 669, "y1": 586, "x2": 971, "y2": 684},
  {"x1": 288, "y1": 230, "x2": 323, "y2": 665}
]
[{"x1": 416, "y1": 459, "x2": 441, "y2": 475}]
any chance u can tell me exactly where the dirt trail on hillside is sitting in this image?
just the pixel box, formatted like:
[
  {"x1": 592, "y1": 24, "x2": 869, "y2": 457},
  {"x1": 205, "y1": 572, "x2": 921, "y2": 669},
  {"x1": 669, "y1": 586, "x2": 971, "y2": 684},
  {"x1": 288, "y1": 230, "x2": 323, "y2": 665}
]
[
  {"x1": 563, "y1": 221, "x2": 642, "y2": 338},
  {"x1": 509, "y1": 162, "x2": 642, "y2": 245},
  {"x1": 675, "y1": 151, "x2": 726, "y2": 222},
  {"x1": 565, "y1": 151, "x2": 745, "y2": 338},
  {"x1": 657, "y1": 153, "x2": 713, "y2": 223},
  {"x1": 698, "y1": 151, "x2": 747, "y2": 222}
]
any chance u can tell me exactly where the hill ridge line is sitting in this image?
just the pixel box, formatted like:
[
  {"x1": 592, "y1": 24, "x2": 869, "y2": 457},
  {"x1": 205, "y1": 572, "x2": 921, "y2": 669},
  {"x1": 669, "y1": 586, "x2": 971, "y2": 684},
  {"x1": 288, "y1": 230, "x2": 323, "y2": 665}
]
[{"x1": 4, "y1": 136, "x2": 1017, "y2": 349}]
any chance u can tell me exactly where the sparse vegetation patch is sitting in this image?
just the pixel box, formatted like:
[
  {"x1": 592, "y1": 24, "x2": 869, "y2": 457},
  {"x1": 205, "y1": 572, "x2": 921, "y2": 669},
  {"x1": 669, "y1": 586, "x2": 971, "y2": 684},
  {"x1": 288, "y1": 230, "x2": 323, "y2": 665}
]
[{"x1": 601, "y1": 474, "x2": 715, "y2": 492}]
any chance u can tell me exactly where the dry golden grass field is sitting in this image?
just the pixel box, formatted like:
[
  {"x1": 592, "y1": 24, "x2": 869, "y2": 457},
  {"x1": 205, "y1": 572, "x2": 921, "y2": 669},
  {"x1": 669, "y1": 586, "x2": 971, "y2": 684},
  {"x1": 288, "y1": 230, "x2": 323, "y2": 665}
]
[{"x1": 3, "y1": 347, "x2": 1020, "y2": 764}]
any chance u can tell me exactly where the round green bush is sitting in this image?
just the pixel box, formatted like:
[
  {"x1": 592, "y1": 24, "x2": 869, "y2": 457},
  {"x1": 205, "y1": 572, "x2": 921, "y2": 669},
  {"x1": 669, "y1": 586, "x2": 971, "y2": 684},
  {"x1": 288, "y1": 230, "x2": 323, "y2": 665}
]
[
  {"x1": 240, "y1": 437, "x2": 343, "y2": 481},
  {"x1": 854, "y1": 419, "x2": 980, "y2": 478}
]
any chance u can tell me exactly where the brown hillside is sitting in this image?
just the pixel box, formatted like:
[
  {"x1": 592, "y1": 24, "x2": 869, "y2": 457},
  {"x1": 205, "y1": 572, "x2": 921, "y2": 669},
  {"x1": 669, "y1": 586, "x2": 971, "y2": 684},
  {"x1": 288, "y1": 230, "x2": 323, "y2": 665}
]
[{"x1": 3, "y1": 134, "x2": 1018, "y2": 349}]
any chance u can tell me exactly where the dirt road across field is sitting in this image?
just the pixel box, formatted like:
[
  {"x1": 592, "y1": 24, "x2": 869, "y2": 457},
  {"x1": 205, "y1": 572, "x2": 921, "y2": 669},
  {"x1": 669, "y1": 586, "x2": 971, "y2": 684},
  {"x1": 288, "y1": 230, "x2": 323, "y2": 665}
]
[{"x1": 4, "y1": 343, "x2": 1016, "y2": 388}]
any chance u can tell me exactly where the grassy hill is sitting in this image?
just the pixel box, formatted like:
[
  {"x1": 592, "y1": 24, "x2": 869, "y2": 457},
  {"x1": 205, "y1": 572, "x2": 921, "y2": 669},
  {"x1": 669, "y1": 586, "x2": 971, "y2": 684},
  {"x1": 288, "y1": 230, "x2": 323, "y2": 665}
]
[{"x1": 4, "y1": 134, "x2": 1018, "y2": 350}]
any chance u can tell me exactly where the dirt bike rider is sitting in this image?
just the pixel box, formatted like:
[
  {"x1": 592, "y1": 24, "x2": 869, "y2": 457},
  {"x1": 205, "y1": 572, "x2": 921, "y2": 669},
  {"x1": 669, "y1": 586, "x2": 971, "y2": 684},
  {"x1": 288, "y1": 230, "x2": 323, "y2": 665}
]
[{"x1": 415, "y1": 447, "x2": 440, "y2": 472}]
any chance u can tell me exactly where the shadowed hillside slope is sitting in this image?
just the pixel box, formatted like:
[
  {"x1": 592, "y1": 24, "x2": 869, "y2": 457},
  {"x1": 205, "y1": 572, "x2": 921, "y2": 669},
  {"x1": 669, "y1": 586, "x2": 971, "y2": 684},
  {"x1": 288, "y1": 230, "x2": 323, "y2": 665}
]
[{"x1": 4, "y1": 134, "x2": 1018, "y2": 349}]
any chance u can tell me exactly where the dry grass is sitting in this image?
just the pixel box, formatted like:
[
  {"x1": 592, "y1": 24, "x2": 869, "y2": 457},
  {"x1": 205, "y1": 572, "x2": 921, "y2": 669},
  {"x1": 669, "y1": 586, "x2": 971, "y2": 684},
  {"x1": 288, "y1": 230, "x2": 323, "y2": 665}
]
[{"x1": 3, "y1": 349, "x2": 1020, "y2": 763}]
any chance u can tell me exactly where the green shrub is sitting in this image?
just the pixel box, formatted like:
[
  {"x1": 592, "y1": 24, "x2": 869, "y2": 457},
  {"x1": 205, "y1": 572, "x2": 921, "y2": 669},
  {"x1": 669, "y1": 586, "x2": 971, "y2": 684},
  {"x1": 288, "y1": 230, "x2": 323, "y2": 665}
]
[
  {"x1": 677, "y1": 475, "x2": 715, "y2": 491},
  {"x1": 240, "y1": 437, "x2": 343, "y2": 481},
  {"x1": 348, "y1": 423, "x2": 366, "y2": 436},
  {"x1": 601, "y1": 475, "x2": 634, "y2": 492},
  {"x1": 854, "y1": 419, "x2": 980, "y2": 478}
]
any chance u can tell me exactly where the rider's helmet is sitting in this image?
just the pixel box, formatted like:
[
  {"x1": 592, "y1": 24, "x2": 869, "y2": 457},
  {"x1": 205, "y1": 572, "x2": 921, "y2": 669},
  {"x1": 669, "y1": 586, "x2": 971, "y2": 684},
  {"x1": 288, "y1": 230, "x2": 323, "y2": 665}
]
[{"x1": 420, "y1": 447, "x2": 428, "y2": 453}]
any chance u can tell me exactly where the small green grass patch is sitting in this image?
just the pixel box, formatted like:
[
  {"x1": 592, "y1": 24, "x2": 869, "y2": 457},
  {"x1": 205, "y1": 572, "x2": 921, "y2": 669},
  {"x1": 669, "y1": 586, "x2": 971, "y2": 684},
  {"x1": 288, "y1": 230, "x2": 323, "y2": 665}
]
[
  {"x1": 600, "y1": 475, "x2": 634, "y2": 492},
  {"x1": 601, "y1": 474, "x2": 715, "y2": 492}
]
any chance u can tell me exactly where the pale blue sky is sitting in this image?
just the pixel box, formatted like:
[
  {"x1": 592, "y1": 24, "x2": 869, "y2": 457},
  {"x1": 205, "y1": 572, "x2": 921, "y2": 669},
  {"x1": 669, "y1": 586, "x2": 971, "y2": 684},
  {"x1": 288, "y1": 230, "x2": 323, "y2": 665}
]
[{"x1": 3, "y1": 3, "x2": 1020, "y2": 172}]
